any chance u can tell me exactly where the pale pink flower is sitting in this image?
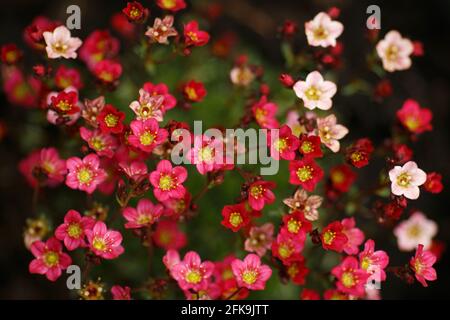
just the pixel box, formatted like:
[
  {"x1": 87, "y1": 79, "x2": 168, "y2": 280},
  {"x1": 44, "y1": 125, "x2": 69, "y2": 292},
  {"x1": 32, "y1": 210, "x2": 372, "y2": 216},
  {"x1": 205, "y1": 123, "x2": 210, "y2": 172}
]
[
  {"x1": 129, "y1": 89, "x2": 165, "y2": 121},
  {"x1": 244, "y1": 223, "x2": 274, "y2": 257},
  {"x1": 316, "y1": 114, "x2": 348, "y2": 152},
  {"x1": 283, "y1": 189, "x2": 323, "y2": 221},
  {"x1": 231, "y1": 254, "x2": 272, "y2": 290},
  {"x1": 341, "y1": 217, "x2": 365, "y2": 255},
  {"x1": 389, "y1": 161, "x2": 427, "y2": 200},
  {"x1": 293, "y1": 71, "x2": 337, "y2": 110},
  {"x1": 43, "y1": 26, "x2": 82, "y2": 59},
  {"x1": 376, "y1": 30, "x2": 414, "y2": 72},
  {"x1": 170, "y1": 251, "x2": 215, "y2": 291},
  {"x1": 230, "y1": 66, "x2": 255, "y2": 87},
  {"x1": 122, "y1": 199, "x2": 163, "y2": 229},
  {"x1": 65, "y1": 153, "x2": 107, "y2": 194},
  {"x1": 305, "y1": 12, "x2": 343, "y2": 47},
  {"x1": 394, "y1": 211, "x2": 437, "y2": 251},
  {"x1": 145, "y1": 15, "x2": 178, "y2": 44}
]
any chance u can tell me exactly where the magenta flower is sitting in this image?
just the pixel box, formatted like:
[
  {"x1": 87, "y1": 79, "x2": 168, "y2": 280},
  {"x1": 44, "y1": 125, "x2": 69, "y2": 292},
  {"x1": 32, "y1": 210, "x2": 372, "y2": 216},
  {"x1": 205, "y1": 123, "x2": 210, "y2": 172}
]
[
  {"x1": 28, "y1": 237, "x2": 72, "y2": 282},
  {"x1": 122, "y1": 198, "x2": 163, "y2": 229},
  {"x1": 142, "y1": 82, "x2": 177, "y2": 111},
  {"x1": 55, "y1": 210, "x2": 95, "y2": 251},
  {"x1": 65, "y1": 153, "x2": 107, "y2": 194},
  {"x1": 359, "y1": 239, "x2": 389, "y2": 282},
  {"x1": 118, "y1": 161, "x2": 148, "y2": 182},
  {"x1": 331, "y1": 256, "x2": 370, "y2": 298},
  {"x1": 251, "y1": 96, "x2": 279, "y2": 129},
  {"x1": 170, "y1": 251, "x2": 215, "y2": 291},
  {"x1": 111, "y1": 285, "x2": 131, "y2": 300},
  {"x1": 231, "y1": 254, "x2": 272, "y2": 290},
  {"x1": 149, "y1": 160, "x2": 187, "y2": 202},
  {"x1": 410, "y1": 244, "x2": 437, "y2": 287},
  {"x1": 85, "y1": 221, "x2": 124, "y2": 259},
  {"x1": 79, "y1": 127, "x2": 118, "y2": 158},
  {"x1": 247, "y1": 180, "x2": 276, "y2": 211},
  {"x1": 128, "y1": 119, "x2": 168, "y2": 153},
  {"x1": 163, "y1": 249, "x2": 181, "y2": 271},
  {"x1": 186, "y1": 135, "x2": 224, "y2": 175},
  {"x1": 341, "y1": 217, "x2": 365, "y2": 255},
  {"x1": 267, "y1": 125, "x2": 299, "y2": 160}
]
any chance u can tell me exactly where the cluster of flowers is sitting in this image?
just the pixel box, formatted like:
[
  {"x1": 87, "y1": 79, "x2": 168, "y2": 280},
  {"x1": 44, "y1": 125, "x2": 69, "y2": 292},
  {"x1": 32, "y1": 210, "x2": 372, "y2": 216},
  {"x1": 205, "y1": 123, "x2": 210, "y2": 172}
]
[{"x1": 1, "y1": 2, "x2": 443, "y2": 299}]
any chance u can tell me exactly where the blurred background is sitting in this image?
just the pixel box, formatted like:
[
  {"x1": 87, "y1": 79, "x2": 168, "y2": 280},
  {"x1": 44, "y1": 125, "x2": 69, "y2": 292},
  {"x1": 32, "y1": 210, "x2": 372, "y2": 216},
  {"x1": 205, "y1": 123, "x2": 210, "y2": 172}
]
[{"x1": 0, "y1": 0, "x2": 449, "y2": 299}]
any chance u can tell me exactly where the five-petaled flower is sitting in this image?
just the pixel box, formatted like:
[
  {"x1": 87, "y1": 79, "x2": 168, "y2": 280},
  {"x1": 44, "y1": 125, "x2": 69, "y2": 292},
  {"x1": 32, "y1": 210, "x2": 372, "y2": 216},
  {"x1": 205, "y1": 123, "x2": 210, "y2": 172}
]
[
  {"x1": 43, "y1": 25, "x2": 82, "y2": 59},
  {"x1": 305, "y1": 12, "x2": 343, "y2": 47},
  {"x1": 410, "y1": 244, "x2": 437, "y2": 287},
  {"x1": 247, "y1": 180, "x2": 276, "y2": 211},
  {"x1": 331, "y1": 256, "x2": 369, "y2": 297},
  {"x1": 396, "y1": 99, "x2": 433, "y2": 134},
  {"x1": 146, "y1": 16, "x2": 178, "y2": 44},
  {"x1": 389, "y1": 161, "x2": 426, "y2": 200},
  {"x1": 221, "y1": 203, "x2": 251, "y2": 232},
  {"x1": 66, "y1": 153, "x2": 107, "y2": 194},
  {"x1": 149, "y1": 160, "x2": 187, "y2": 202},
  {"x1": 128, "y1": 119, "x2": 168, "y2": 153},
  {"x1": 376, "y1": 30, "x2": 414, "y2": 72},
  {"x1": 122, "y1": 198, "x2": 164, "y2": 229},
  {"x1": 321, "y1": 221, "x2": 348, "y2": 252},
  {"x1": 182, "y1": 80, "x2": 207, "y2": 102},
  {"x1": 85, "y1": 221, "x2": 124, "y2": 259},
  {"x1": 293, "y1": 71, "x2": 337, "y2": 110},
  {"x1": 394, "y1": 211, "x2": 437, "y2": 251},
  {"x1": 184, "y1": 21, "x2": 210, "y2": 47},
  {"x1": 316, "y1": 114, "x2": 348, "y2": 153},
  {"x1": 231, "y1": 254, "x2": 272, "y2": 290},
  {"x1": 267, "y1": 125, "x2": 299, "y2": 160},
  {"x1": 288, "y1": 158, "x2": 324, "y2": 192},
  {"x1": 97, "y1": 104, "x2": 126, "y2": 134},
  {"x1": 170, "y1": 251, "x2": 215, "y2": 291},
  {"x1": 55, "y1": 210, "x2": 95, "y2": 250}
]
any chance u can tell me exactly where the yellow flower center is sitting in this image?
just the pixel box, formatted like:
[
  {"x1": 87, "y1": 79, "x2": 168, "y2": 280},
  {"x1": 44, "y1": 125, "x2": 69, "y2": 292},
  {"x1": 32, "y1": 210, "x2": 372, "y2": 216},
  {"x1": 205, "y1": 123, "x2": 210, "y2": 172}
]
[
  {"x1": 274, "y1": 138, "x2": 287, "y2": 152},
  {"x1": 405, "y1": 116, "x2": 419, "y2": 131},
  {"x1": 187, "y1": 32, "x2": 198, "y2": 42},
  {"x1": 313, "y1": 26, "x2": 329, "y2": 40},
  {"x1": 43, "y1": 251, "x2": 59, "y2": 267},
  {"x1": 104, "y1": 114, "x2": 118, "y2": 127},
  {"x1": 287, "y1": 219, "x2": 301, "y2": 234},
  {"x1": 77, "y1": 168, "x2": 92, "y2": 184},
  {"x1": 407, "y1": 224, "x2": 421, "y2": 238},
  {"x1": 140, "y1": 131, "x2": 156, "y2": 146},
  {"x1": 250, "y1": 185, "x2": 263, "y2": 199},
  {"x1": 386, "y1": 44, "x2": 399, "y2": 61},
  {"x1": 297, "y1": 166, "x2": 313, "y2": 182},
  {"x1": 305, "y1": 86, "x2": 321, "y2": 101},
  {"x1": 91, "y1": 137, "x2": 104, "y2": 151},
  {"x1": 351, "y1": 151, "x2": 363, "y2": 162},
  {"x1": 323, "y1": 230, "x2": 335, "y2": 245},
  {"x1": 342, "y1": 271, "x2": 356, "y2": 288},
  {"x1": 99, "y1": 72, "x2": 114, "y2": 82},
  {"x1": 129, "y1": 8, "x2": 141, "y2": 19},
  {"x1": 331, "y1": 171, "x2": 345, "y2": 184},
  {"x1": 185, "y1": 270, "x2": 202, "y2": 284},
  {"x1": 229, "y1": 212, "x2": 243, "y2": 227},
  {"x1": 68, "y1": 223, "x2": 82, "y2": 238},
  {"x1": 162, "y1": 0, "x2": 176, "y2": 8},
  {"x1": 287, "y1": 263, "x2": 299, "y2": 278},
  {"x1": 396, "y1": 172, "x2": 411, "y2": 187},
  {"x1": 300, "y1": 141, "x2": 313, "y2": 154},
  {"x1": 199, "y1": 146, "x2": 213, "y2": 162},
  {"x1": 92, "y1": 237, "x2": 106, "y2": 251},
  {"x1": 137, "y1": 214, "x2": 152, "y2": 225},
  {"x1": 242, "y1": 270, "x2": 258, "y2": 285},
  {"x1": 159, "y1": 175, "x2": 174, "y2": 191},
  {"x1": 52, "y1": 42, "x2": 68, "y2": 53},
  {"x1": 185, "y1": 87, "x2": 198, "y2": 101},
  {"x1": 278, "y1": 244, "x2": 292, "y2": 259},
  {"x1": 56, "y1": 100, "x2": 71, "y2": 111},
  {"x1": 361, "y1": 257, "x2": 371, "y2": 271}
]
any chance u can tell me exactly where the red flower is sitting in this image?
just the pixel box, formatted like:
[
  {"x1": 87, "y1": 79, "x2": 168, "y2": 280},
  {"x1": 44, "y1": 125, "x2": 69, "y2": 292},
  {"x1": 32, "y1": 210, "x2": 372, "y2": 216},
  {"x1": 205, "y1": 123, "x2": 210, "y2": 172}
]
[
  {"x1": 393, "y1": 143, "x2": 413, "y2": 164},
  {"x1": 321, "y1": 221, "x2": 348, "y2": 252},
  {"x1": 24, "y1": 16, "x2": 59, "y2": 50},
  {"x1": 247, "y1": 180, "x2": 276, "y2": 211},
  {"x1": 111, "y1": 13, "x2": 136, "y2": 39},
  {"x1": 271, "y1": 232, "x2": 304, "y2": 265},
  {"x1": 424, "y1": 172, "x2": 443, "y2": 194},
  {"x1": 50, "y1": 91, "x2": 80, "y2": 115},
  {"x1": 298, "y1": 134, "x2": 323, "y2": 159},
  {"x1": 346, "y1": 138, "x2": 374, "y2": 168},
  {"x1": 142, "y1": 82, "x2": 177, "y2": 111},
  {"x1": 331, "y1": 256, "x2": 369, "y2": 297},
  {"x1": 286, "y1": 256, "x2": 309, "y2": 285},
  {"x1": 97, "y1": 104, "x2": 125, "y2": 134},
  {"x1": 182, "y1": 80, "x2": 207, "y2": 102},
  {"x1": 54, "y1": 65, "x2": 83, "y2": 90},
  {"x1": 1, "y1": 43, "x2": 22, "y2": 64},
  {"x1": 93, "y1": 59, "x2": 122, "y2": 84},
  {"x1": 122, "y1": 1, "x2": 149, "y2": 23},
  {"x1": 55, "y1": 210, "x2": 95, "y2": 251},
  {"x1": 152, "y1": 220, "x2": 187, "y2": 250},
  {"x1": 156, "y1": 0, "x2": 186, "y2": 12},
  {"x1": 221, "y1": 203, "x2": 250, "y2": 232},
  {"x1": 288, "y1": 158, "x2": 324, "y2": 192},
  {"x1": 184, "y1": 21, "x2": 210, "y2": 47},
  {"x1": 397, "y1": 99, "x2": 432, "y2": 134},
  {"x1": 300, "y1": 289, "x2": 320, "y2": 300},
  {"x1": 28, "y1": 237, "x2": 72, "y2": 282},
  {"x1": 279, "y1": 20, "x2": 298, "y2": 38},
  {"x1": 329, "y1": 164, "x2": 356, "y2": 193},
  {"x1": 281, "y1": 211, "x2": 312, "y2": 239},
  {"x1": 410, "y1": 244, "x2": 437, "y2": 287},
  {"x1": 251, "y1": 95, "x2": 279, "y2": 129},
  {"x1": 374, "y1": 79, "x2": 393, "y2": 99},
  {"x1": 267, "y1": 125, "x2": 299, "y2": 160},
  {"x1": 80, "y1": 30, "x2": 120, "y2": 70}
]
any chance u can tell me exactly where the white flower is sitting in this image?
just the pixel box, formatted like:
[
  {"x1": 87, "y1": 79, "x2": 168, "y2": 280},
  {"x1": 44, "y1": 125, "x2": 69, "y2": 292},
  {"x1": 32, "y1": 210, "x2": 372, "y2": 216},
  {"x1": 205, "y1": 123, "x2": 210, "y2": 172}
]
[
  {"x1": 376, "y1": 30, "x2": 413, "y2": 72},
  {"x1": 293, "y1": 71, "x2": 337, "y2": 110},
  {"x1": 389, "y1": 161, "x2": 426, "y2": 200},
  {"x1": 394, "y1": 211, "x2": 437, "y2": 251},
  {"x1": 305, "y1": 12, "x2": 343, "y2": 47},
  {"x1": 230, "y1": 66, "x2": 255, "y2": 87},
  {"x1": 43, "y1": 26, "x2": 82, "y2": 59}
]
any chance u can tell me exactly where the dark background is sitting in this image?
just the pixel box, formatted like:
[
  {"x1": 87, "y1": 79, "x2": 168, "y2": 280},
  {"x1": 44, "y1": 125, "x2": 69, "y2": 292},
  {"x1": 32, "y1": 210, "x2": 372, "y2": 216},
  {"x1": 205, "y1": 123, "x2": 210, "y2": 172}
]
[{"x1": 0, "y1": 0, "x2": 449, "y2": 299}]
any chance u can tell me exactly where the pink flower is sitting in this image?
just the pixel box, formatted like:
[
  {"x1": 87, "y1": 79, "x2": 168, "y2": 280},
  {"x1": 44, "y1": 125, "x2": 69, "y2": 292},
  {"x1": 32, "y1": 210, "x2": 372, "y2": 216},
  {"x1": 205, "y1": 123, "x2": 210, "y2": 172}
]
[
  {"x1": 142, "y1": 82, "x2": 177, "y2": 111},
  {"x1": 118, "y1": 161, "x2": 148, "y2": 182},
  {"x1": 331, "y1": 256, "x2": 370, "y2": 298},
  {"x1": 231, "y1": 254, "x2": 272, "y2": 290},
  {"x1": 129, "y1": 89, "x2": 165, "y2": 121},
  {"x1": 267, "y1": 125, "x2": 299, "y2": 160},
  {"x1": 19, "y1": 147, "x2": 67, "y2": 188},
  {"x1": 186, "y1": 135, "x2": 224, "y2": 175},
  {"x1": 46, "y1": 87, "x2": 82, "y2": 126},
  {"x1": 316, "y1": 114, "x2": 348, "y2": 152},
  {"x1": 293, "y1": 71, "x2": 337, "y2": 110},
  {"x1": 55, "y1": 210, "x2": 95, "y2": 251},
  {"x1": 389, "y1": 161, "x2": 427, "y2": 200},
  {"x1": 43, "y1": 26, "x2": 82, "y2": 59},
  {"x1": 149, "y1": 160, "x2": 187, "y2": 202},
  {"x1": 396, "y1": 99, "x2": 433, "y2": 134},
  {"x1": 163, "y1": 249, "x2": 181, "y2": 270},
  {"x1": 394, "y1": 211, "x2": 437, "y2": 251},
  {"x1": 410, "y1": 244, "x2": 437, "y2": 287},
  {"x1": 79, "y1": 127, "x2": 118, "y2": 158},
  {"x1": 65, "y1": 154, "x2": 107, "y2": 194},
  {"x1": 111, "y1": 285, "x2": 131, "y2": 300},
  {"x1": 128, "y1": 119, "x2": 168, "y2": 153},
  {"x1": 170, "y1": 251, "x2": 215, "y2": 291},
  {"x1": 244, "y1": 223, "x2": 274, "y2": 257},
  {"x1": 145, "y1": 15, "x2": 178, "y2": 44},
  {"x1": 305, "y1": 12, "x2": 343, "y2": 47},
  {"x1": 251, "y1": 96, "x2": 279, "y2": 129},
  {"x1": 122, "y1": 199, "x2": 163, "y2": 229},
  {"x1": 153, "y1": 220, "x2": 187, "y2": 250},
  {"x1": 341, "y1": 217, "x2": 365, "y2": 255},
  {"x1": 28, "y1": 237, "x2": 72, "y2": 281},
  {"x1": 85, "y1": 221, "x2": 124, "y2": 259},
  {"x1": 359, "y1": 239, "x2": 389, "y2": 282},
  {"x1": 247, "y1": 180, "x2": 276, "y2": 211},
  {"x1": 376, "y1": 30, "x2": 414, "y2": 72}
]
